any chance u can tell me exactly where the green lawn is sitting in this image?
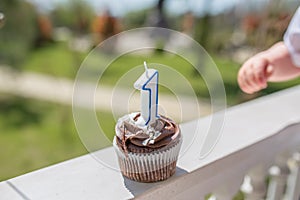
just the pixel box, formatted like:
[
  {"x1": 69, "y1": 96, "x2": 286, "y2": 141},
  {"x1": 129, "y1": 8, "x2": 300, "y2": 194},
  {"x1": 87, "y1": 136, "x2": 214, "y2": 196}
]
[
  {"x1": 0, "y1": 94, "x2": 85, "y2": 180},
  {"x1": 0, "y1": 94, "x2": 116, "y2": 181},
  {"x1": 22, "y1": 42, "x2": 86, "y2": 79}
]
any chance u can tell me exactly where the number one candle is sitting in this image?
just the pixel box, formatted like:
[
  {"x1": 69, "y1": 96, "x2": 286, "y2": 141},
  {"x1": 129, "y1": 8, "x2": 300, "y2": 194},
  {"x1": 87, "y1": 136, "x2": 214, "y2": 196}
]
[{"x1": 134, "y1": 62, "x2": 159, "y2": 126}]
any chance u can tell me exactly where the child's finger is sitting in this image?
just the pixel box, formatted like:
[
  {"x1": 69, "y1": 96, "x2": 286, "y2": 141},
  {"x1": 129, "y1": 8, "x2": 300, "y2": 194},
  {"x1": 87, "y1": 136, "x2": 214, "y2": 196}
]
[
  {"x1": 252, "y1": 58, "x2": 269, "y2": 88},
  {"x1": 239, "y1": 69, "x2": 258, "y2": 94},
  {"x1": 244, "y1": 67, "x2": 262, "y2": 92},
  {"x1": 238, "y1": 66, "x2": 253, "y2": 93}
]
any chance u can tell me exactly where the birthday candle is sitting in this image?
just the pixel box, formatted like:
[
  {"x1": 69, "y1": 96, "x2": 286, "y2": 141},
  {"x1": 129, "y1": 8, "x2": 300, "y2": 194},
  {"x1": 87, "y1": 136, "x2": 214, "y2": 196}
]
[{"x1": 134, "y1": 62, "x2": 159, "y2": 126}]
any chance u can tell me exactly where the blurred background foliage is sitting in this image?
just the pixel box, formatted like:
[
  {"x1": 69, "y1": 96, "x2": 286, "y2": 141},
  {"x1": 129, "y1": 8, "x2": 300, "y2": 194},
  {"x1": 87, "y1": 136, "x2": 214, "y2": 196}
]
[
  {"x1": 0, "y1": 0, "x2": 300, "y2": 186},
  {"x1": 0, "y1": 0, "x2": 37, "y2": 67},
  {"x1": 51, "y1": 0, "x2": 95, "y2": 35}
]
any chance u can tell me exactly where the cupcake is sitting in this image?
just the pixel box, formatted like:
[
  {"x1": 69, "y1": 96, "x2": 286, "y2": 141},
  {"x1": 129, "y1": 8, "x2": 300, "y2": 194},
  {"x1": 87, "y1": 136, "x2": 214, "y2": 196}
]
[{"x1": 113, "y1": 112, "x2": 182, "y2": 182}]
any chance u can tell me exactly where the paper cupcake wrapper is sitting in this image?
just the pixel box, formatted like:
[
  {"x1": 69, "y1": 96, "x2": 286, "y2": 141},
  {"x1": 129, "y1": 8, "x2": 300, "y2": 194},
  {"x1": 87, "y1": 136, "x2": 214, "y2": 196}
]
[{"x1": 113, "y1": 136, "x2": 182, "y2": 182}]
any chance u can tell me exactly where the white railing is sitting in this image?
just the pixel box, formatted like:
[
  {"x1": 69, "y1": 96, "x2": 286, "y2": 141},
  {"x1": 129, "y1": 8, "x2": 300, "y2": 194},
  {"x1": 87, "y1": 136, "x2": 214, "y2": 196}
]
[{"x1": 2, "y1": 85, "x2": 300, "y2": 200}]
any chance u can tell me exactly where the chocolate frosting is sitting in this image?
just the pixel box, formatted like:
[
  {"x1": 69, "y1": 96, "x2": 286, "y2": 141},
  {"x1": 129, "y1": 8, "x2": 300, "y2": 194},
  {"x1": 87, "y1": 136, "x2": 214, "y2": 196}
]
[{"x1": 116, "y1": 113, "x2": 179, "y2": 153}]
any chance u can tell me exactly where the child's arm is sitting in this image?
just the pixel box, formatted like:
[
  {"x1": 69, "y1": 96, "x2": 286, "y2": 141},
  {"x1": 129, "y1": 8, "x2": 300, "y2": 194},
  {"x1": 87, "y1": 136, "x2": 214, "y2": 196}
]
[{"x1": 238, "y1": 42, "x2": 300, "y2": 94}]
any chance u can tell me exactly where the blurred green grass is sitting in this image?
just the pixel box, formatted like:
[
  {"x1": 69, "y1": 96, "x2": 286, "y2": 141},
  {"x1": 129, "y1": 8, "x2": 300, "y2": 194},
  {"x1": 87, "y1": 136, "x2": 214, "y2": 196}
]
[
  {"x1": 0, "y1": 94, "x2": 85, "y2": 180},
  {"x1": 0, "y1": 94, "x2": 116, "y2": 181},
  {"x1": 22, "y1": 42, "x2": 86, "y2": 78}
]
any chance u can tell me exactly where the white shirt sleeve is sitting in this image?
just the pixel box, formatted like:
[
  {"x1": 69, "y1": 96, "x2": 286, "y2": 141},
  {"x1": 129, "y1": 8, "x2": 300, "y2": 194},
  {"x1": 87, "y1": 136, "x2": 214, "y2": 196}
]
[{"x1": 284, "y1": 7, "x2": 300, "y2": 67}]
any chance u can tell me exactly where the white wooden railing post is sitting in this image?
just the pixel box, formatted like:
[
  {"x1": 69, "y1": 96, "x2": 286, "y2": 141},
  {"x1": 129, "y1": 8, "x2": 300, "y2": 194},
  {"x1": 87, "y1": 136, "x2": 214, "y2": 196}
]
[
  {"x1": 266, "y1": 154, "x2": 290, "y2": 200},
  {"x1": 266, "y1": 166, "x2": 285, "y2": 200},
  {"x1": 241, "y1": 175, "x2": 252, "y2": 198},
  {"x1": 242, "y1": 166, "x2": 268, "y2": 200},
  {"x1": 284, "y1": 152, "x2": 300, "y2": 200}
]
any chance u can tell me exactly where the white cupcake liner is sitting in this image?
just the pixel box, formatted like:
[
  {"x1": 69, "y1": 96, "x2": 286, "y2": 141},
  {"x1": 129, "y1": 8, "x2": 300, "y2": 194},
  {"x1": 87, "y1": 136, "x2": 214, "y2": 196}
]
[{"x1": 113, "y1": 136, "x2": 182, "y2": 182}]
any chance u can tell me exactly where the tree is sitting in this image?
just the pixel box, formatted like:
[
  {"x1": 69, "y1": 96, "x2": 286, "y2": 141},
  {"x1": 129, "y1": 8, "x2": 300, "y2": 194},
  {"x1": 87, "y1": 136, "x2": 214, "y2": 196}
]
[
  {"x1": 194, "y1": 1, "x2": 212, "y2": 50},
  {"x1": 51, "y1": 0, "x2": 95, "y2": 35},
  {"x1": 0, "y1": 0, "x2": 38, "y2": 68}
]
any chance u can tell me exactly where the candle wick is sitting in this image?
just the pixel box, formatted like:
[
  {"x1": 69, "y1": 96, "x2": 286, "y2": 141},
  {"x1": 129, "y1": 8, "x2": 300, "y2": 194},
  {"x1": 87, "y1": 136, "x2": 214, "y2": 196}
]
[{"x1": 144, "y1": 61, "x2": 149, "y2": 78}]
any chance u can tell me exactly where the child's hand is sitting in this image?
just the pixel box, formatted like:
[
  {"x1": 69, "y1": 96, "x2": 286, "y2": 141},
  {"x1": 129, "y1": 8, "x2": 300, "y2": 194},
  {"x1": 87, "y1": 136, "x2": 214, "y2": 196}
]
[{"x1": 238, "y1": 54, "x2": 274, "y2": 94}]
